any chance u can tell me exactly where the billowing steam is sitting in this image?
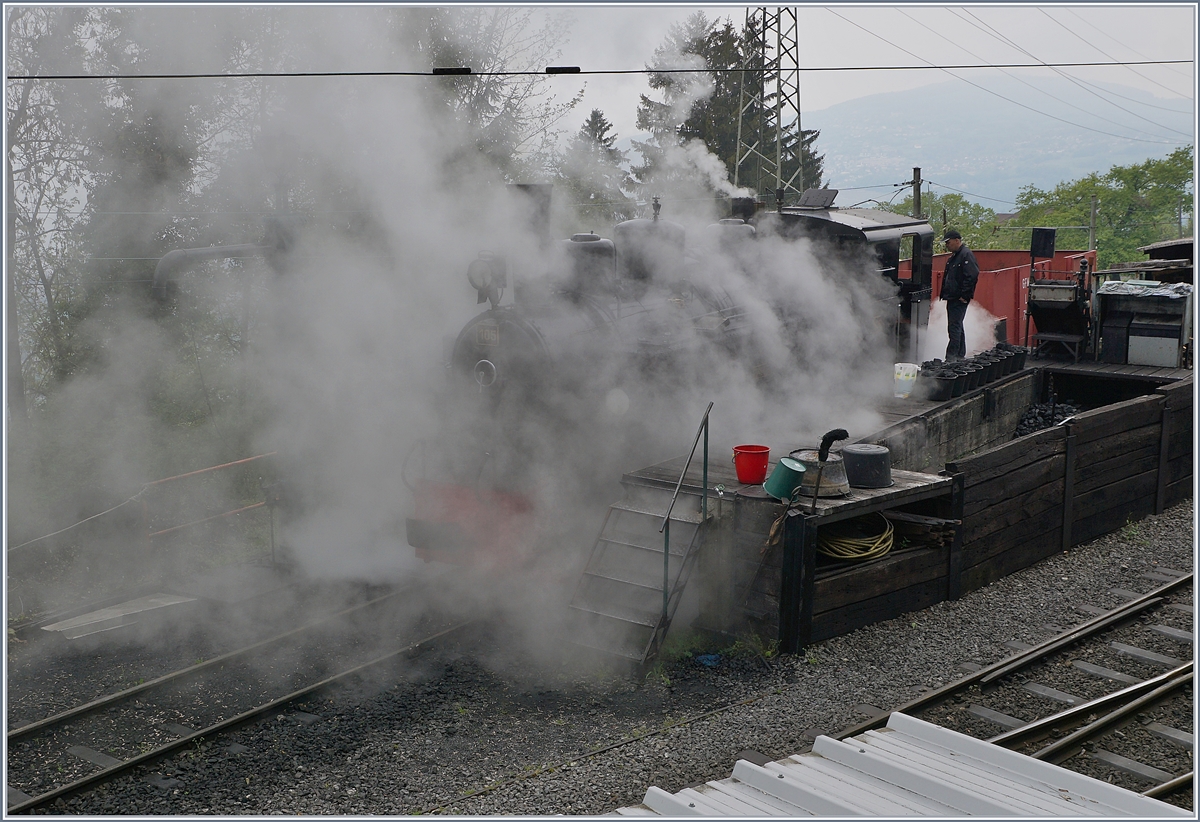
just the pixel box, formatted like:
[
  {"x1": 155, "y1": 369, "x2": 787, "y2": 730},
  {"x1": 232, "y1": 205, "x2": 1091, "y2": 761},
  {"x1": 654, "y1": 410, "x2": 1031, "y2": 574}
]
[{"x1": 9, "y1": 8, "x2": 905, "y2": 671}]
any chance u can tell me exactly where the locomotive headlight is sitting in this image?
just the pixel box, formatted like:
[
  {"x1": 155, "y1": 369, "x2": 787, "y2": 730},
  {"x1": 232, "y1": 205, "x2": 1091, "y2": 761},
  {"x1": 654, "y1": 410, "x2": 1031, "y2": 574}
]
[{"x1": 467, "y1": 259, "x2": 494, "y2": 291}]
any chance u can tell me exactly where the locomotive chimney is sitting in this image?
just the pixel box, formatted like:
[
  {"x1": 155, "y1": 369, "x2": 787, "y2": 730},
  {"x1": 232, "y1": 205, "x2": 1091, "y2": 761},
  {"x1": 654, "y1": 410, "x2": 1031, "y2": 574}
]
[
  {"x1": 507, "y1": 184, "x2": 554, "y2": 251},
  {"x1": 504, "y1": 183, "x2": 554, "y2": 304}
]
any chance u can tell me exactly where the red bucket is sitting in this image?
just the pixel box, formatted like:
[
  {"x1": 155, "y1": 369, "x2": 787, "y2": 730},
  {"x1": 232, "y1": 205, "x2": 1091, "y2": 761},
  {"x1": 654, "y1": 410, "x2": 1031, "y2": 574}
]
[{"x1": 732, "y1": 444, "x2": 770, "y2": 484}]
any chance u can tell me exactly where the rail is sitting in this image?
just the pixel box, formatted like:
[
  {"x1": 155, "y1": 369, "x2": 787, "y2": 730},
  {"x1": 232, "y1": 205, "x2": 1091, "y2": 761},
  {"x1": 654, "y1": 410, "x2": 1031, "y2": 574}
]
[
  {"x1": 7, "y1": 617, "x2": 474, "y2": 814},
  {"x1": 658, "y1": 401, "x2": 713, "y2": 621},
  {"x1": 141, "y1": 452, "x2": 278, "y2": 563}
]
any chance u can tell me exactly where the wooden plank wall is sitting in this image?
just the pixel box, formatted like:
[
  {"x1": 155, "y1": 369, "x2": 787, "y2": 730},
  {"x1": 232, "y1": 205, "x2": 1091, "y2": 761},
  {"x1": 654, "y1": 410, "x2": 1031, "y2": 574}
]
[
  {"x1": 949, "y1": 426, "x2": 1067, "y2": 594},
  {"x1": 1159, "y1": 379, "x2": 1194, "y2": 509},
  {"x1": 948, "y1": 377, "x2": 1193, "y2": 597},
  {"x1": 1068, "y1": 395, "x2": 1164, "y2": 545},
  {"x1": 809, "y1": 545, "x2": 948, "y2": 642},
  {"x1": 872, "y1": 372, "x2": 1039, "y2": 474}
]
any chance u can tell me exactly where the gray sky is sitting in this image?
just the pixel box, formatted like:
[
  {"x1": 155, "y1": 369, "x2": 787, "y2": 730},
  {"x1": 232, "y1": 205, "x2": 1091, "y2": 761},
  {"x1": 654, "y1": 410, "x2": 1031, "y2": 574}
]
[{"x1": 549, "y1": 4, "x2": 1196, "y2": 141}]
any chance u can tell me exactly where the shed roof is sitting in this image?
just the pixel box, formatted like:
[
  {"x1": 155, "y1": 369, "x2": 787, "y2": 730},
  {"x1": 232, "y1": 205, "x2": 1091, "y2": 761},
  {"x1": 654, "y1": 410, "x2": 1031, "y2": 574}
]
[
  {"x1": 613, "y1": 712, "x2": 1189, "y2": 817},
  {"x1": 1138, "y1": 237, "x2": 1194, "y2": 262}
]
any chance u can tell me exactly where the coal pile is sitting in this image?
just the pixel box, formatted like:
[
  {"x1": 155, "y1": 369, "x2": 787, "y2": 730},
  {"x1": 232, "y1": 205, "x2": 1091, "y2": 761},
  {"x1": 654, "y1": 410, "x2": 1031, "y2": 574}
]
[{"x1": 1013, "y1": 401, "x2": 1081, "y2": 437}]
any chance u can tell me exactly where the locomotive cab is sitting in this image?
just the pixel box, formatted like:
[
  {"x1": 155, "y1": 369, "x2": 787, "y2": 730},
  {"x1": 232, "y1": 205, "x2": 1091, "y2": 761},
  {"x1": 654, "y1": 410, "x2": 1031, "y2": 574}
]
[{"x1": 764, "y1": 192, "x2": 936, "y2": 363}]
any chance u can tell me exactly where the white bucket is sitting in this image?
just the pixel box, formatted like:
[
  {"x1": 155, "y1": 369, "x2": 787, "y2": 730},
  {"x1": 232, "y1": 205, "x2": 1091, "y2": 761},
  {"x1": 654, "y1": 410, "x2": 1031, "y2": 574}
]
[{"x1": 893, "y1": 362, "x2": 919, "y2": 398}]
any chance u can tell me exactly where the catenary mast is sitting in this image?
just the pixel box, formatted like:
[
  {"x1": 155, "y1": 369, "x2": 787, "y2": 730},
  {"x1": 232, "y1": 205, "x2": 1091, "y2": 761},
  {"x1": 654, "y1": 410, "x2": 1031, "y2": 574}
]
[{"x1": 734, "y1": 7, "x2": 804, "y2": 207}]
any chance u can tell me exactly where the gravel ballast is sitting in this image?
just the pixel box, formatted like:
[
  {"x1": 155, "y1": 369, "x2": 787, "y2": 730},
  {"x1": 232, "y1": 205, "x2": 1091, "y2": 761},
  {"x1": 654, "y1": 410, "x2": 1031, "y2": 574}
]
[{"x1": 38, "y1": 499, "x2": 1197, "y2": 815}]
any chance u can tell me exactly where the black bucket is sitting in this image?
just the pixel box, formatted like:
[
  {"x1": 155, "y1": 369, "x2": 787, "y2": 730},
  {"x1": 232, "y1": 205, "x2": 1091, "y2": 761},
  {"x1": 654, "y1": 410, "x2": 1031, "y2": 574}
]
[{"x1": 842, "y1": 444, "x2": 893, "y2": 488}]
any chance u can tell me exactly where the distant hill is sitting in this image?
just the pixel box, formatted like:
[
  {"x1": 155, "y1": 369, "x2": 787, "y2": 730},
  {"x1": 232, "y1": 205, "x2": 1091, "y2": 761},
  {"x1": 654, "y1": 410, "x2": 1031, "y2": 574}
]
[{"x1": 802, "y1": 74, "x2": 1193, "y2": 208}]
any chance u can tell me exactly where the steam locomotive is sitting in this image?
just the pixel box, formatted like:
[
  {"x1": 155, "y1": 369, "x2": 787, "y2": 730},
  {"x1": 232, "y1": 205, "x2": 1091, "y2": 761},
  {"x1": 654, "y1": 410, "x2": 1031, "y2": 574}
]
[
  {"x1": 404, "y1": 197, "x2": 763, "y2": 566},
  {"x1": 405, "y1": 189, "x2": 938, "y2": 567},
  {"x1": 145, "y1": 187, "x2": 936, "y2": 570},
  {"x1": 448, "y1": 198, "x2": 757, "y2": 412}
]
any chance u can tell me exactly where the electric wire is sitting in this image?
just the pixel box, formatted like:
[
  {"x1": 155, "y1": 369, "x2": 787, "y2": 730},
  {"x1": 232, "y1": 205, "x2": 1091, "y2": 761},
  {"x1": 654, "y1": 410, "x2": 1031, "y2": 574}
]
[
  {"x1": 30, "y1": 184, "x2": 906, "y2": 218},
  {"x1": 932, "y1": 7, "x2": 1191, "y2": 141},
  {"x1": 1061, "y1": 7, "x2": 1196, "y2": 94},
  {"x1": 7, "y1": 59, "x2": 1191, "y2": 82},
  {"x1": 824, "y1": 8, "x2": 1184, "y2": 146},
  {"x1": 925, "y1": 180, "x2": 1017, "y2": 207},
  {"x1": 958, "y1": 7, "x2": 1192, "y2": 140},
  {"x1": 6, "y1": 493, "x2": 144, "y2": 552}
]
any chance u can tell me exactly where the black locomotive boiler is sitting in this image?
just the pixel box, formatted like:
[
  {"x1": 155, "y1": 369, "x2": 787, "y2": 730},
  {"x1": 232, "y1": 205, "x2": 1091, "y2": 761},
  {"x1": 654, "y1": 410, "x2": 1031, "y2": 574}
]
[
  {"x1": 406, "y1": 193, "x2": 938, "y2": 568},
  {"x1": 448, "y1": 201, "x2": 755, "y2": 417},
  {"x1": 405, "y1": 200, "x2": 763, "y2": 567}
]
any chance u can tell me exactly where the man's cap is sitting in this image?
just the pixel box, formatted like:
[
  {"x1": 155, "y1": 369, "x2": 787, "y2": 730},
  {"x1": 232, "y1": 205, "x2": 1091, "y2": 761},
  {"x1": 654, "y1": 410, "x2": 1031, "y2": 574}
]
[{"x1": 943, "y1": 229, "x2": 962, "y2": 240}]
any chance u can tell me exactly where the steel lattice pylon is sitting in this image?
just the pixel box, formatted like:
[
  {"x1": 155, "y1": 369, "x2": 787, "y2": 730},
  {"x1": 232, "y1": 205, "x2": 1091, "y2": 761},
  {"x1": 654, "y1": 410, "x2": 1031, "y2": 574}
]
[{"x1": 734, "y1": 7, "x2": 804, "y2": 205}]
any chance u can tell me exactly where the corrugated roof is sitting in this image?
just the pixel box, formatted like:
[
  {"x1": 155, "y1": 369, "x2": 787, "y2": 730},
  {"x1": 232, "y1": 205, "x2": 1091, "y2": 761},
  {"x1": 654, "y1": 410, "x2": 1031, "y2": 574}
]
[
  {"x1": 614, "y1": 712, "x2": 1190, "y2": 817},
  {"x1": 1138, "y1": 237, "x2": 1194, "y2": 254}
]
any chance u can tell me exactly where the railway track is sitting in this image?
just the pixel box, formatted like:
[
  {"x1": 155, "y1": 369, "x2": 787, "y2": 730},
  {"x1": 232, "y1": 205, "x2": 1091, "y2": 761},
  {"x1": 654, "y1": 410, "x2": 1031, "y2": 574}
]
[
  {"x1": 6, "y1": 577, "x2": 472, "y2": 815},
  {"x1": 836, "y1": 570, "x2": 1194, "y2": 808}
]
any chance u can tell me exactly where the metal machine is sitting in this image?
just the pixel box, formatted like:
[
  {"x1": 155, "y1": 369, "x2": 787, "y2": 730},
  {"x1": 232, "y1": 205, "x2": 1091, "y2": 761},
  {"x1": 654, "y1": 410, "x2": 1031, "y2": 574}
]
[
  {"x1": 1025, "y1": 260, "x2": 1093, "y2": 362},
  {"x1": 1094, "y1": 280, "x2": 1193, "y2": 368}
]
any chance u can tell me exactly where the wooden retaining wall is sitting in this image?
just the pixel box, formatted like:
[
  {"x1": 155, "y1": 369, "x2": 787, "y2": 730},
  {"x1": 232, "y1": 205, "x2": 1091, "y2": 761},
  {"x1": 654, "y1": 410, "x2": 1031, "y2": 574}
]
[
  {"x1": 871, "y1": 372, "x2": 1039, "y2": 473},
  {"x1": 694, "y1": 374, "x2": 1191, "y2": 651},
  {"x1": 947, "y1": 377, "x2": 1193, "y2": 597}
]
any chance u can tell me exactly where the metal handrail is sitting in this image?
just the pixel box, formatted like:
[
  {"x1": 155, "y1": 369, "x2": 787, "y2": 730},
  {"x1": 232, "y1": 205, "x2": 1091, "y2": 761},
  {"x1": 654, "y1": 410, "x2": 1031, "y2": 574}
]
[{"x1": 658, "y1": 401, "x2": 713, "y2": 621}]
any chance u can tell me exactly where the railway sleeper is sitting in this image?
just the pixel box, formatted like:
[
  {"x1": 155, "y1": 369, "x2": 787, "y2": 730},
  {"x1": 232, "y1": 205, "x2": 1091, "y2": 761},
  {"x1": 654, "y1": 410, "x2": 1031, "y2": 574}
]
[
  {"x1": 1149, "y1": 624, "x2": 1194, "y2": 644},
  {"x1": 966, "y1": 704, "x2": 1024, "y2": 729},
  {"x1": 1087, "y1": 748, "x2": 1176, "y2": 783},
  {"x1": 1073, "y1": 660, "x2": 1140, "y2": 685},
  {"x1": 1111, "y1": 641, "x2": 1185, "y2": 668},
  {"x1": 1022, "y1": 682, "x2": 1085, "y2": 705},
  {"x1": 1145, "y1": 721, "x2": 1194, "y2": 750}
]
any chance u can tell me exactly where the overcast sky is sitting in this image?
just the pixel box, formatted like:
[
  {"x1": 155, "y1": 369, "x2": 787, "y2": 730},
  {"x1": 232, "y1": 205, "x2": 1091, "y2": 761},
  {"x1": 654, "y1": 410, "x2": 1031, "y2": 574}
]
[{"x1": 548, "y1": 4, "x2": 1196, "y2": 142}]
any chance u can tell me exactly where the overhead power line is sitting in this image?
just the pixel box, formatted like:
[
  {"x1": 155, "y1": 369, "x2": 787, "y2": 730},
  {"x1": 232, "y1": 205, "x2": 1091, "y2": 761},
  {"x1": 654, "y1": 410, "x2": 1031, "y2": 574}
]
[
  {"x1": 6, "y1": 58, "x2": 1191, "y2": 81},
  {"x1": 936, "y1": 8, "x2": 1192, "y2": 141},
  {"x1": 1059, "y1": 7, "x2": 1195, "y2": 94},
  {"x1": 824, "y1": 8, "x2": 1187, "y2": 146},
  {"x1": 959, "y1": 8, "x2": 1192, "y2": 140},
  {"x1": 925, "y1": 181, "x2": 1017, "y2": 206}
]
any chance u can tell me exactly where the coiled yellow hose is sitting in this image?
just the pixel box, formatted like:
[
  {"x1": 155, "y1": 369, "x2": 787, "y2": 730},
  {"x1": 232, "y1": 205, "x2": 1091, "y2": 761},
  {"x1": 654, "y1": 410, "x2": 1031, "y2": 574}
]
[{"x1": 817, "y1": 513, "x2": 894, "y2": 561}]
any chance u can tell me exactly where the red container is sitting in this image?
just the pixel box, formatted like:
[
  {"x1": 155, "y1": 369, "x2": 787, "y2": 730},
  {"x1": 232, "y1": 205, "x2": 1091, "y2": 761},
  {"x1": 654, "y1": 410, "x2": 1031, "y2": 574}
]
[
  {"x1": 408, "y1": 482, "x2": 535, "y2": 568},
  {"x1": 732, "y1": 444, "x2": 770, "y2": 484}
]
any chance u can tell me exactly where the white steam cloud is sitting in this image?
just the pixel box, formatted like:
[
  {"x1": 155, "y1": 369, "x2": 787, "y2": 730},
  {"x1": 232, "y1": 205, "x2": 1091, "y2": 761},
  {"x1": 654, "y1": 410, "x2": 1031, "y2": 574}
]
[{"x1": 9, "y1": 8, "x2": 905, "y2": 671}]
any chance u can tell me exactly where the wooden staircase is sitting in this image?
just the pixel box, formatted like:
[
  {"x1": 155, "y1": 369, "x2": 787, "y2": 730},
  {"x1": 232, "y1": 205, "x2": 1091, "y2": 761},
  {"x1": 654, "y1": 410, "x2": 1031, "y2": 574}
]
[{"x1": 567, "y1": 478, "x2": 710, "y2": 665}]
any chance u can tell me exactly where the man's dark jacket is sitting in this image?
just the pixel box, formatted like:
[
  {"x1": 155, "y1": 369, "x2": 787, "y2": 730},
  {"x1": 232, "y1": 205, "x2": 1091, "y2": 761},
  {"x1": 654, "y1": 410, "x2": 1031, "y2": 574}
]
[{"x1": 941, "y1": 245, "x2": 980, "y2": 301}]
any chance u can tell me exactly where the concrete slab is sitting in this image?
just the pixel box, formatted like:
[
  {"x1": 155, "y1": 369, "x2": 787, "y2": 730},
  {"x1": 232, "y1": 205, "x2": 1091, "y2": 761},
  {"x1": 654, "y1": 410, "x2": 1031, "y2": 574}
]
[
  {"x1": 1089, "y1": 748, "x2": 1173, "y2": 783},
  {"x1": 1146, "y1": 722, "x2": 1193, "y2": 750},
  {"x1": 41, "y1": 593, "x2": 198, "y2": 639},
  {"x1": 966, "y1": 704, "x2": 1024, "y2": 729},
  {"x1": 7, "y1": 786, "x2": 33, "y2": 806},
  {"x1": 67, "y1": 746, "x2": 122, "y2": 768}
]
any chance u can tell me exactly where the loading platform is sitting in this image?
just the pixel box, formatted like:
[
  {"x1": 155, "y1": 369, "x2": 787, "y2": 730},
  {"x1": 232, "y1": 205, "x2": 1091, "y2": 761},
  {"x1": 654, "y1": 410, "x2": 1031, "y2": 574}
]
[
  {"x1": 576, "y1": 360, "x2": 1192, "y2": 664},
  {"x1": 1035, "y1": 360, "x2": 1193, "y2": 383},
  {"x1": 622, "y1": 453, "x2": 960, "y2": 655}
]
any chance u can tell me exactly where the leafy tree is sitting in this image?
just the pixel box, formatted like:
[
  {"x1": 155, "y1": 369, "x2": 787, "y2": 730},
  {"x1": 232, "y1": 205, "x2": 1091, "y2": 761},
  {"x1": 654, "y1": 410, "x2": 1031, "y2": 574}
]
[
  {"x1": 631, "y1": 12, "x2": 824, "y2": 200},
  {"x1": 392, "y1": 7, "x2": 582, "y2": 182},
  {"x1": 1007, "y1": 147, "x2": 1193, "y2": 268},
  {"x1": 877, "y1": 189, "x2": 1001, "y2": 251},
  {"x1": 629, "y1": 12, "x2": 713, "y2": 191},
  {"x1": 6, "y1": 7, "x2": 99, "y2": 409},
  {"x1": 555, "y1": 109, "x2": 636, "y2": 229}
]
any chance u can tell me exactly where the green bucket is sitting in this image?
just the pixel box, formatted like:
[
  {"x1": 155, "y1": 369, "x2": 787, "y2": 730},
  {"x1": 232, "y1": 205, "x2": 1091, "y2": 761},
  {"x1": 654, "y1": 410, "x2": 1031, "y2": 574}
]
[{"x1": 763, "y1": 457, "x2": 806, "y2": 500}]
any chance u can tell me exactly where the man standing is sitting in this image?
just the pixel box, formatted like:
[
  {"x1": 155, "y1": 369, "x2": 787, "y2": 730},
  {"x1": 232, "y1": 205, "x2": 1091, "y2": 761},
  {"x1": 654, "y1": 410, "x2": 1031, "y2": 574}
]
[{"x1": 940, "y1": 229, "x2": 979, "y2": 361}]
